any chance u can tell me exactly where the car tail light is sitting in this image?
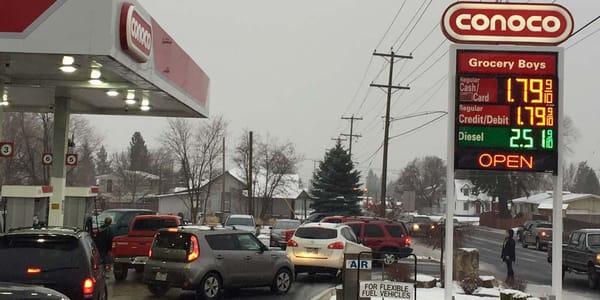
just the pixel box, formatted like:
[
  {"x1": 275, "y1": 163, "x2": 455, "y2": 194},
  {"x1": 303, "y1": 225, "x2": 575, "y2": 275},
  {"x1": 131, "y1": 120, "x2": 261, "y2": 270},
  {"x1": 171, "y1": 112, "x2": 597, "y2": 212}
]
[
  {"x1": 168, "y1": 228, "x2": 179, "y2": 232},
  {"x1": 148, "y1": 247, "x2": 152, "y2": 258},
  {"x1": 27, "y1": 267, "x2": 41, "y2": 274},
  {"x1": 402, "y1": 236, "x2": 412, "y2": 247},
  {"x1": 287, "y1": 239, "x2": 298, "y2": 247},
  {"x1": 112, "y1": 242, "x2": 116, "y2": 249},
  {"x1": 83, "y1": 278, "x2": 95, "y2": 296},
  {"x1": 187, "y1": 235, "x2": 200, "y2": 262},
  {"x1": 327, "y1": 241, "x2": 344, "y2": 250}
]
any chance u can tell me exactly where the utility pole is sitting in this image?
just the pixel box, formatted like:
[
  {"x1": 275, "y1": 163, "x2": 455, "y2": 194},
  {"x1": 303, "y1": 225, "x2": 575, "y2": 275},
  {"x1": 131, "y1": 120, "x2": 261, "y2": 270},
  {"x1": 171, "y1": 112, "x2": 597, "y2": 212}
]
[
  {"x1": 340, "y1": 115, "x2": 363, "y2": 157},
  {"x1": 221, "y1": 136, "x2": 226, "y2": 212},
  {"x1": 331, "y1": 136, "x2": 347, "y2": 144},
  {"x1": 248, "y1": 131, "x2": 254, "y2": 217},
  {"x1": 370, "y1": 49, "x2": 412, "y2": 218}
]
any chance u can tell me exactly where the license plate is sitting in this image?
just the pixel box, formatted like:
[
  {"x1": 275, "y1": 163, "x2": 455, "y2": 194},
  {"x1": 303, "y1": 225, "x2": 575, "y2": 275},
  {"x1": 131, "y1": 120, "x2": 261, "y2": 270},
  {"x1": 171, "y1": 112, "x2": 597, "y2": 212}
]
[
  {"x1": 155, "y1": 272, "x2": 167, "y2": 281},
  {"x1": 306, "y1": 248, "x2": 319, "y2": 255},
  {"x1": 133, "y1": 256, "x2": 148, "y2": 264}
]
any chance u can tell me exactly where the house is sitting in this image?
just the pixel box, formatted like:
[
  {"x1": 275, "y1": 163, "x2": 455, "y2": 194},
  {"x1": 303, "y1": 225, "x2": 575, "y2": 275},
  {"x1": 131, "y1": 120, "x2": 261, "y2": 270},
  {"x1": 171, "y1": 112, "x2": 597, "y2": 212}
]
[
  {"x1": 513, "y1": 191, "x2": 600, "y2": 224},
  {"x1": 95, "y1": 170, "x2": 160, "y2": 202},
  {"x1": 454, "y1": 179, "x2": 492, "y2": 215},
  {"x1": 155, "y1": 169, "x2": 309, "y2": 221}
]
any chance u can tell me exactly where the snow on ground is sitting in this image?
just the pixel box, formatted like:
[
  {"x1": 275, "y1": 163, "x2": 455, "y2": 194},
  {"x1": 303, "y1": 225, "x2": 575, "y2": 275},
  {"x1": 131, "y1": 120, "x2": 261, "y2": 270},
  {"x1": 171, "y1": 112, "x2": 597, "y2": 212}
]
[
  {"x1": 416, "y1": 274, "x2": 436, "y2": 282},
  {"x1": 479, "y1": 275, "x2": 495, "y2": 281}
]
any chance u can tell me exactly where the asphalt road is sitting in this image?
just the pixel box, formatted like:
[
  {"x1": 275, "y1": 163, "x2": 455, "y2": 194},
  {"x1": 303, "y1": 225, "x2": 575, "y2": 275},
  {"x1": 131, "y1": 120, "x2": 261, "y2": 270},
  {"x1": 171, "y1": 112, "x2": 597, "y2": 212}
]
[
  {"x1": 108, "y1": 269, "x2": 334, "y2": 300},
  {"x1": 465, "y1": 226, "x2": 593, "y2": 290}
]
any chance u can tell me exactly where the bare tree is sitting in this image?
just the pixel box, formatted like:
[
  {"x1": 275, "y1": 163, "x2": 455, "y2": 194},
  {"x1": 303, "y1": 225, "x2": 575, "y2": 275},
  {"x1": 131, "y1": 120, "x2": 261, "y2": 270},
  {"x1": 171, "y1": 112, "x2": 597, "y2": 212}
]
[
  {"x1": 233, "y1": 132, "x2": 302, "y2": 219},
  {"x1": 111, "y1": 152, "x2": 148, "y2": 202},
  {"x1": 395, "y1": 156, "x2": 446, "y2": 213},
  {"x1": 161, "y1": 117, "x2": 226, "y2": 224}
]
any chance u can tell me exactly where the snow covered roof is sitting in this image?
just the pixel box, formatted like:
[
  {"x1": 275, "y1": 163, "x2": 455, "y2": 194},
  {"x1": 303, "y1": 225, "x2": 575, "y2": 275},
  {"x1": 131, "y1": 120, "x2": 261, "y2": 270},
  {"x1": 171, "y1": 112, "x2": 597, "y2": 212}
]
[
  {"x1": 96, "y1": 170, "x2": 159, "y2": 181},
  {"x1": 229, "y1": 168, "x2": 303, "y2": 199},
  {"x1": 512, "y1": 191, "x2": 597, "y2": 204}
]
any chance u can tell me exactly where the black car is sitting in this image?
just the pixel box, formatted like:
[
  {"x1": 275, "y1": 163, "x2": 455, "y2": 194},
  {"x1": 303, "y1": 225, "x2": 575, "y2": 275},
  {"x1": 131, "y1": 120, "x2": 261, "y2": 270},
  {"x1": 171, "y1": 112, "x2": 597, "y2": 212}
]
[
  {"x1": 93, "y1": 208, "x2": 155, "y2": 237},
  {"x1": 0, "y1": 227, "x2": 107, "y2": 300},
  {"x1": 0, "y1": 282, "x2": 70, "y2": 299}
]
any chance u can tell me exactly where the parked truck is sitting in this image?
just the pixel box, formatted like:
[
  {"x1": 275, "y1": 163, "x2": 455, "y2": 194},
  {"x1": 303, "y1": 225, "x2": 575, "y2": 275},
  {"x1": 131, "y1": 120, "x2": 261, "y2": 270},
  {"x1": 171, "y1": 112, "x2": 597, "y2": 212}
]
[
  {"x1": 112, "y1": 215, "x2": 182, "y2": 280},
  {"x1": 548, "y1": 229, "x2": 600, "y2": 289}
]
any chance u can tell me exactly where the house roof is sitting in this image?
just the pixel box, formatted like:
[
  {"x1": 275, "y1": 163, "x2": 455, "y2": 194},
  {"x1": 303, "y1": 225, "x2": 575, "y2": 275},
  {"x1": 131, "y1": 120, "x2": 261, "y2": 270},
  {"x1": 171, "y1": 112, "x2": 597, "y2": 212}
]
[
  {"x1": 514, "y1": 191, "x2": 600, "y2": 210},
  {"x1": 154, "y1": 171, "x2": 244, "y2": 199},
  {"x1": 229, "y1": 168, "x2": 304, "y2": 199},
  {"x1": 96, "y1": 170, "x2": 159, "y2": 181}
]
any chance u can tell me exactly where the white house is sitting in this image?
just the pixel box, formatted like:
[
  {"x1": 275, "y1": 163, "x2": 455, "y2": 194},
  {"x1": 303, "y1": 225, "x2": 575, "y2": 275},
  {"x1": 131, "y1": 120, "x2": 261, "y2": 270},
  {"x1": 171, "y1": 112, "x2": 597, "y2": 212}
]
[
  {"x1": 512, "y1": 191, "x2": 600, "y2": 223},
  {"x1": 454, "y1": 179, "x2": 492, "y2": 215}
]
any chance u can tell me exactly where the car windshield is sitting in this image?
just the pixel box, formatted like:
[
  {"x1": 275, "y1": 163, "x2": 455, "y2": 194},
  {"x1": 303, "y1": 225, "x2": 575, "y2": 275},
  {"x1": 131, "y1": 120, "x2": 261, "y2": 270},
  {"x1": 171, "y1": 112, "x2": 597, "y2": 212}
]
[
  {"x1": 155, "y1": 232, "x2": 191, "y2": 250},
  {"x1": 227, "y1": 217, "x2": 254, "y2": 227},
  {"x1": 538, "y1": 223, "x2": 552, "y2": 229},
  {"x1": 0, "y1": 235, "x2": 83, "y2": 278},
  {"x1": 295, "y1": 227, "x2": 337, "y2": 239},
  {"x1": 132, "y1": 218, "x2": 178, "y2": 231},
  {"x1": 274, "y1": 220, "x2": 300, "y2": 229},
  {"x1": 588, "y1": 234, "x2": 600, "y2": 246},
  {"x1": 413, "y1": 217, "x2": 431, "y2": 223},
  {"x1": 92, "y1": 211, "x2": 121, "y2": 228}
]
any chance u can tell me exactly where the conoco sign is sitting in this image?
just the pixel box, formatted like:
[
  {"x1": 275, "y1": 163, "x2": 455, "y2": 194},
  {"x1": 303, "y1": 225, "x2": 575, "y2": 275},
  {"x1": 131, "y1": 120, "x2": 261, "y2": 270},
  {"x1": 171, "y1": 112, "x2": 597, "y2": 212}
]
[
  {"x1": 442, "y1": 2, "x2": 574, "y2": 45},
  {"x1": 119, "y1": 3, "x2": 152, "y2": 63}
]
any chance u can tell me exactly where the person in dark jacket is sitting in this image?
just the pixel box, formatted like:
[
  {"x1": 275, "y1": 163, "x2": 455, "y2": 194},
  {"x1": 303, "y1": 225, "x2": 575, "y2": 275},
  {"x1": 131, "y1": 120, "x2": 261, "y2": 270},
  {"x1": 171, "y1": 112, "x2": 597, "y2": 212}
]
[
  {"x1": 95, "y1": 217, "x2": 114, "y2": 270},
  {"x1": 501, "y1": 229, "x2": 516, "y2": 282}
]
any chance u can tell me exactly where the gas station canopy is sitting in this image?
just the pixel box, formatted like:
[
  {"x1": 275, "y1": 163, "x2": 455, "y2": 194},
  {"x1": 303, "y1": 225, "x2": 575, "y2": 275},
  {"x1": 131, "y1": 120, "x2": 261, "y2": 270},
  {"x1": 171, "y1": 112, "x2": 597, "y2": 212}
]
[{"x1": 0, "y1": 0, "x2": 210, "y2": 117}]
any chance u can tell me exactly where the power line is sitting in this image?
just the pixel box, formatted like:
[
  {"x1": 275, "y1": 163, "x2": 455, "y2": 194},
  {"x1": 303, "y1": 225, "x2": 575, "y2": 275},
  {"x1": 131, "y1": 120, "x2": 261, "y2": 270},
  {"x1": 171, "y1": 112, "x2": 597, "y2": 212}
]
[
  {"x1": 410, "y1": 21, "x2": 441, "y2": 54},
  {"x1": 390, "y1": 0, "x2": 430, "y2": 48},
  {"x1": 342, "y1": 56, "x2": 374, "y2": 116},
  {"x1": 394, "y1": 0, "x2": 434, "y2": 50},
  {"x1": 389, "y1": 113, "x2": 447, "y2": 140},
  {"x1": 399, "y1": 39, "x2": 447, "y2": 83},
  {"x1": 407, "y1": 47, "x2": 449, "y2": 85},
  {"x1": 570, "y1": 15, "x2": 600, "y2": 38},
  {"x1": 412, "y1": 77, "x2": 448, "y2": 112},
  {"x1": 566, "y1": 26, "x2": 600, "y2": 49},
  {"x1": 394, "y1": 74, "x2": 446, "y2": 112},
  {"x1": 374, "y1": 0, "x2": 409, "y2": 51}
]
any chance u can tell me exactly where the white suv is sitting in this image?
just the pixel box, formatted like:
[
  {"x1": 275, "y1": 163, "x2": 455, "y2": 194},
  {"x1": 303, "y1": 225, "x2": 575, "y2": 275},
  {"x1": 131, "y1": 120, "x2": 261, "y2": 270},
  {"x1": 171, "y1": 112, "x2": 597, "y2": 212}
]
[{"x1": 286, "y1": 222, "x2": 370, "y2": 275}]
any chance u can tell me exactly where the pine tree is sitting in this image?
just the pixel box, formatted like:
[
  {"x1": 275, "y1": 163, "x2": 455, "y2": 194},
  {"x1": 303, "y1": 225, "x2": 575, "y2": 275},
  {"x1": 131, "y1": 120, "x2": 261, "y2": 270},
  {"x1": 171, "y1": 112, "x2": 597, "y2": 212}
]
[
  {"x1": 310, "y1": 141, "x2": 362, "y2": 215},
  {"x1": 572, "y1": 161, "x2": 600, "y2": 195},
  {"x1": 96, "y1": 146, "x2": 112, "y2": 175},
  {"x1": 129, "y1": 132, "x2": 150, "y2": 172}
]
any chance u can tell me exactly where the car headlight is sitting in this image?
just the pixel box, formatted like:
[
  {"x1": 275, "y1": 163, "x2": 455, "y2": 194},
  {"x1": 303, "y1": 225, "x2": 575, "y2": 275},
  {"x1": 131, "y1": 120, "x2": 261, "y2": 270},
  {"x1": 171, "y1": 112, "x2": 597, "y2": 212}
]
[
  {"x1": 413, "y1": 224, "x2": 420, "y2": 231},
  {"x1": 430, "y1": 225, "x2": 435, "y2": 229},
  {"x1": 541, "y1": 232, "x2": 546, "y2": 237},
  {"x1": 596, "y1": 253, "x2": 600, "y2": 264}
]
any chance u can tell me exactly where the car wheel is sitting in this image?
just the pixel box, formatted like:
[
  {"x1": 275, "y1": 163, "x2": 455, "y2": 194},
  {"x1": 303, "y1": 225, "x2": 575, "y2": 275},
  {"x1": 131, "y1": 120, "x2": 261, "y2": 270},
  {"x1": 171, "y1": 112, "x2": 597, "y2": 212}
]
[
  {"x1": 197, "y1": 272, "x2": 223, "y2": 300},
  {"x1": 588, "y1": 265, "x2": 599, "y2": 289},
  {"x1": 134, "y1": 265, "x2": 144, "y2": 273},
  {"x1": 271, "y1": 268, "x2": 292, "y2": 294},
  {"x1": 147, "y1": 284, "x2": 169, "y2": 297},
  {"x1": 113, "y1": 263, "x2": 128, "y2": 281},
  {"x1": 97, "y1": 284, "x2": 108, "y2": 300}
]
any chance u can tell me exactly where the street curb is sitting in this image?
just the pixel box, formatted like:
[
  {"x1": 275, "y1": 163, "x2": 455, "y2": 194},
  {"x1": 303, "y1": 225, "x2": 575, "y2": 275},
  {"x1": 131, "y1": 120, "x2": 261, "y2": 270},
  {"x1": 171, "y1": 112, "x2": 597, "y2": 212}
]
[{"x1": 310, "y1": 287, "x2": 336, "y2": 300}]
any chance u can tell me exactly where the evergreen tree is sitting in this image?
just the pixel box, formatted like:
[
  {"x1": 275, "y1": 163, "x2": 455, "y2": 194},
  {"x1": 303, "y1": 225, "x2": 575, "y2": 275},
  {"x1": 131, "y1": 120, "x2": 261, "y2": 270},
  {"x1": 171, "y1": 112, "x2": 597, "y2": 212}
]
[
  {"x1": 96, "y1": 146, "x2": 112, "y2": 175},
  {"x1": 572, "y1": 161, "x2": 600, "y2": 195},
  {"x1": 310, "y1": 141, "x2": 362, "y2": 215},
  {"x1": 129, "y1": 132, "x2": 150, "y2": 172}
]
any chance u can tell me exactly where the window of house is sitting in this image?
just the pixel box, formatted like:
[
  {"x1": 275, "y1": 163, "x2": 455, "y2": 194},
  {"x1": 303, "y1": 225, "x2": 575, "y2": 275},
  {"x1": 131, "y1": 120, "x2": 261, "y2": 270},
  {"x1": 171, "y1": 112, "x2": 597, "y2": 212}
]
[
  {"x1": 463, "y1": 202, "x2": 469, "y2": 211},
  {"x1": 463, "y1": 188, "x2": 469, "y2": 196}
]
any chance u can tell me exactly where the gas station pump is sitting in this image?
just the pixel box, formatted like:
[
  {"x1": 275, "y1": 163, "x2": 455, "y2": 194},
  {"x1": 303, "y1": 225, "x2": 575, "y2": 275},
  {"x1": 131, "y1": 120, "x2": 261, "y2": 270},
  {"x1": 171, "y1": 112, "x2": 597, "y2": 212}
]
[
  {"x1": 63, "y1": 186, "x2": 98, "y2": 229},
  {"x1": 1, "y1": 185, "x2": 53, "y2": 231}
]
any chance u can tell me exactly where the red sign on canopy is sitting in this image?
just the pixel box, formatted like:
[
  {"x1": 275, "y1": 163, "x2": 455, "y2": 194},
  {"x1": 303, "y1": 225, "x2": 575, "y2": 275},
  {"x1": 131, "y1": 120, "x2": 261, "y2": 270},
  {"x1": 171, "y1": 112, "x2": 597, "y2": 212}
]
[{"x1": 0, "y1": 0, "x2": 64, "y2": 36}]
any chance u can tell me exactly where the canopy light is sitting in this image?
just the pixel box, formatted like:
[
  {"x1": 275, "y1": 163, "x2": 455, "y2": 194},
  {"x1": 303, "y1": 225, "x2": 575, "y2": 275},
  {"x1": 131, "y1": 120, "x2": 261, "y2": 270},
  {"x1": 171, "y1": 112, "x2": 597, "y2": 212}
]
[
  {"x1": 141, "y1": 98, "x2": 149, "y2": 106},
  {"x1": 2, "y1": 92, "x2": 7, "y2": 102},
  {"x1": 124, "y1": 98, "x2": 137, "y2": 105},
  {"x1": 106, "y1": 90, "x2": 119, "y2": 97},
  {"x1": 88, "y1": 79, "x2": 103, "y2": 85},
  {"x1": 62, "y1": 56, "x2": 74, "y2": 65},
  {"x1": 140, "y1": 105, "x2": 151, "y2": 111},
  {"x1": 126, "y1": 90, "x2": 135, "y2": 100},
  {"x1": 0, "y1": 101, "x2": 9, "y2": 106},
  {"x1": 90, "y1": 69, "x2": 101, "y2": 79},
  {"x1": 59, "y1": 65, "x2": 77, "y2": 73}
]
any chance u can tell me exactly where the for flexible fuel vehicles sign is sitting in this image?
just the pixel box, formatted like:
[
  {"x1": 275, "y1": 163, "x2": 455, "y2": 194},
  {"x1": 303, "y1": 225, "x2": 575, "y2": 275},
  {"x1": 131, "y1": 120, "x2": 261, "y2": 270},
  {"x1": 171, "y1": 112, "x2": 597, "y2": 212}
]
[
  {"x1": 359, "y1": 281, "x2": 414, "y2": 300},
  {"x1": 454, "y1": 48, "x2": 560, "y2": 175},
  {"x1": 441, "y1": 2, "x2": 573, "y2": 45},
  {"x1": 120, "y1": 3, "x2": 152, "y2": 63}
]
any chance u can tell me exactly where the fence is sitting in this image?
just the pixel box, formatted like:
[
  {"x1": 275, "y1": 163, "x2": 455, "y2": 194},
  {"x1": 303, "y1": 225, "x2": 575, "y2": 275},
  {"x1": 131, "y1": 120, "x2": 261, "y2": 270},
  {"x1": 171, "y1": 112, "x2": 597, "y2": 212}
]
[{"x1": 479, "y1": 212, "x2": 528, "y2": 230}]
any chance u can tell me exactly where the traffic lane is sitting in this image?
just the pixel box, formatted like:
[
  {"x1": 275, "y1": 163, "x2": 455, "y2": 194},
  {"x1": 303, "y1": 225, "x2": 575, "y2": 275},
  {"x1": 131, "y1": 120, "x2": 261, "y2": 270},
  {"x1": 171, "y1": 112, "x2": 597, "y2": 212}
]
[
  {"x1": 109, "y1": 269, "x2": 335, "y2": 300},
  {"x1": 466, "y1": 227, "x2": 590, "y2": 289}
]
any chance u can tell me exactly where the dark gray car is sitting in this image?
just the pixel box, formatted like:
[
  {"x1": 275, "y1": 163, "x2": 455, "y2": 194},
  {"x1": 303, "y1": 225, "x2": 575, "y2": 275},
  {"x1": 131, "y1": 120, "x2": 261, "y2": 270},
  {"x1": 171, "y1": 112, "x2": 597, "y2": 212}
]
[{"x1": 143, "y1": 226, "x2": 294, "y2": 299}]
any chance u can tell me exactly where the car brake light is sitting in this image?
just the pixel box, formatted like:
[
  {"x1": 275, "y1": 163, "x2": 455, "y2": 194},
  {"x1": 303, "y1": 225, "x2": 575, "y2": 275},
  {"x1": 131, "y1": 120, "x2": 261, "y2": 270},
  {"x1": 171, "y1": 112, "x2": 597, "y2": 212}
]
[
  {"x1": 168, "y1": 228, "x2": 179, "y2": 232},
  {"x1": 287, "y1": 239, "x2": 298, "y2": 247},
  {"x1": 403, "y1": 236, "x2": 412, "y2": 246},
  {"x1": 188, "y1": 235, "x2": 200, "y2": 262},
  {"x1": 83, "y1": 278, "x2": 95, "y2": 295},
  {"x1": 148, "y1": 247, "x2": 152, "y2": 258},
  {"x1": 27, "y1": 267, "x2": 41, "y2": 274},
  {"x1": 327, "y1": 241, "x2": 344, "y2": 250}
]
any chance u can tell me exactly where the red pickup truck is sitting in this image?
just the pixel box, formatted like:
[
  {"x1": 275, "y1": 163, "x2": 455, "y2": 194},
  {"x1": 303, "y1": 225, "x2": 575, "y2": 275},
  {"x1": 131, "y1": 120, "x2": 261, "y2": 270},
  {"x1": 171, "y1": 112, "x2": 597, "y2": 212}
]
[{"x1": 112, "y1": 215, "x2": 181, "y2": 280}]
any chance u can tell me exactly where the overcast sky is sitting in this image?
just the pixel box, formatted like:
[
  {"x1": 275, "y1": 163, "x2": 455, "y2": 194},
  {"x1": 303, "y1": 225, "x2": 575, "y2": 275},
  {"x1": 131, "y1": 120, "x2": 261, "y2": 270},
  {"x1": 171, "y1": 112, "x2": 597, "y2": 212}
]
[{"x1": 85, "y1": 0, "x2": 600, "y2": 186}]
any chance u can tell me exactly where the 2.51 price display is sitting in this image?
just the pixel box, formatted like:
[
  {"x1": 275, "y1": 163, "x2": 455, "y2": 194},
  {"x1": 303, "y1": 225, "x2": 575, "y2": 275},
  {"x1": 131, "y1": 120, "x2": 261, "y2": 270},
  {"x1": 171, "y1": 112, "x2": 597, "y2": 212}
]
[{"x1": 455, "y1": 50, "x2": 559, "y2": 174}]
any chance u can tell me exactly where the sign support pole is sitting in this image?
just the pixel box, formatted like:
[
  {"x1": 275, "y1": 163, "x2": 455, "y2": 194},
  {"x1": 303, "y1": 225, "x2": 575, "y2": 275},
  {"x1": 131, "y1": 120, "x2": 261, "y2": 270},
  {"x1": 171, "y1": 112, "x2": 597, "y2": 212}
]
[
  {"x1": 551, "y1": 48, "x2": 565, "y2": 300},
  {"x1": 444, "y1": 45, "x2": 457, "y2": 300}
]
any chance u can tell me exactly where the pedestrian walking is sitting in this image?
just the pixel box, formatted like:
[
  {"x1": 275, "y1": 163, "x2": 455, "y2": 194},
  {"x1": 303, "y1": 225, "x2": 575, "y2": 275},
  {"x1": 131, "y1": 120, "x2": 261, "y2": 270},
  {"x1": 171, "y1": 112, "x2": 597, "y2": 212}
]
[
  {"x1": 95, "y1": 217, "x2": 114, "y2": 271},
  {"x1": 501, "y1": 229, "x2": 516, "y2": 282}
]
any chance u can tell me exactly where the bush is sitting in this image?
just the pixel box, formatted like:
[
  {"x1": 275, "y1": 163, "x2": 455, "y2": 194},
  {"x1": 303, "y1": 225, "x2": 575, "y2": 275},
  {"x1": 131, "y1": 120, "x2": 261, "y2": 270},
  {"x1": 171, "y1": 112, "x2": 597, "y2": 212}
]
[
  {"x1": 459, "y1": 274, "x2": 482, "y2": 295},
  {"x1": 504, "y1": 278, "x2": 527, "y2": 292}
]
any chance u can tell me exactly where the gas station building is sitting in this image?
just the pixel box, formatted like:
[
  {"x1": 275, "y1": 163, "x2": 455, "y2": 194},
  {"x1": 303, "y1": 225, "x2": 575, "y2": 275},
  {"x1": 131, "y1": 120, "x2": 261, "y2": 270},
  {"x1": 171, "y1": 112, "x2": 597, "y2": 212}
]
[{"x1": 0, "y1": 0, "x2": 210, "y2": 227}]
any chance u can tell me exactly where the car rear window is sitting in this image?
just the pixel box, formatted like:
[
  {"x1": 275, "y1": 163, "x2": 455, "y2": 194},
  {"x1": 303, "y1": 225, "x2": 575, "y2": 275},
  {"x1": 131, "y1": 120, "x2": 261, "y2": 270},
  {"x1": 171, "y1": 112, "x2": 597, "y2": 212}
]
[
  {"x1": 155, "y1": 232, "x2": 191, "y2": 250},
  {"x1": 538, "y1": 223, "x2": 552, "y2": 229},
  {"x1": 386, "y1": 225, "x2": 407, "y2": 237},
  {"x1": 0, "y1": 235, "x2": 84, "y2": 277},
  {"x1": 132, "y1": 218, "x2": 178, "y2": 231},
  {"x1": 226, "y1": 217, "x2": 254, "y2": 227},
  {"x1": 274, "y1": 221, "x2": 300, "y2": 229},
  {"x1": 295, "y1": 227, "x2": 337, "y2": 239},
  {"x1": 205, "y1": 234, "x2": 237, "y2": 250},
  {"x1": 413, "y1": 217, "x2": 430, "y2": 223}
]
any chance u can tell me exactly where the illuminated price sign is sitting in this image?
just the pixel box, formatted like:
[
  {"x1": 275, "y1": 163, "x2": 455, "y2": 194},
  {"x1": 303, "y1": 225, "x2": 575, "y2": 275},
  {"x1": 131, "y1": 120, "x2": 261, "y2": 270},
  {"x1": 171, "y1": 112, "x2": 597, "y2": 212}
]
[{"x1": 454, "y1": 50, "x2": 559, "y2": 174}]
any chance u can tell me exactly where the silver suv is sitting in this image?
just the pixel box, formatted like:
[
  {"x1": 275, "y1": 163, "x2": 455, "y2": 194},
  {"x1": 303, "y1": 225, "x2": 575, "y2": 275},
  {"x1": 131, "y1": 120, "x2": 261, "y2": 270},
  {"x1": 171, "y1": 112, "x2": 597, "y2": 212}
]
[{"x1": 143, "y1": 226, "x2": 294, "y2": 299}]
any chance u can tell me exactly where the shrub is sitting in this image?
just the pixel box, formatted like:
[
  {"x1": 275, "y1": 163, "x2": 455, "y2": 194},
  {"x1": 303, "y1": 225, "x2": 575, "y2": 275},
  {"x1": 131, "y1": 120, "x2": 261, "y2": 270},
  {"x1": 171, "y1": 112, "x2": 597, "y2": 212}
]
[
  {"x1": 459, "y1": 274, "x2": 482, "y2": 295},
  {"x1": 504, "y1": 278, "x2": 527, "y2": 292}
]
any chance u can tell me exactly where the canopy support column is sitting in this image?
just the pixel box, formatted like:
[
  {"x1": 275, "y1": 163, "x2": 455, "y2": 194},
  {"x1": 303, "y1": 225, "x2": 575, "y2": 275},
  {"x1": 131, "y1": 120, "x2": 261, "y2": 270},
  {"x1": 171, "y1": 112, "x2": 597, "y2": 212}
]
[{"x1": 48, "y1": 95, "x2": 70, "y2": 226}]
